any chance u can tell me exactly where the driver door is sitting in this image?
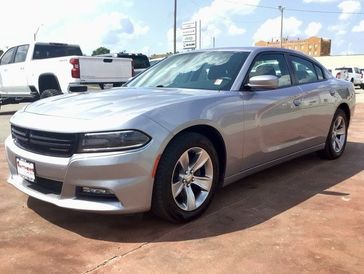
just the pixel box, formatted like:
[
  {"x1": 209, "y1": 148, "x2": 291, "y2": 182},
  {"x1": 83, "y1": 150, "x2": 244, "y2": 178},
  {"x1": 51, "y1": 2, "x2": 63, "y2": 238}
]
[{"x1": 241, "y1": 52, "x2": 308, "y2": 170}]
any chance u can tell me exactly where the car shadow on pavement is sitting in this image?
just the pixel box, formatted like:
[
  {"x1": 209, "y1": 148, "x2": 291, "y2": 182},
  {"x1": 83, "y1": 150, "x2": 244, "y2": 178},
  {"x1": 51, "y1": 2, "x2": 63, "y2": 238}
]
[
  {"x1": 27, "y1": 141, "x2": 364, "y2": 243},
  {"x1": 0, "y1": 111, "x2": 17, "y2": 116}
]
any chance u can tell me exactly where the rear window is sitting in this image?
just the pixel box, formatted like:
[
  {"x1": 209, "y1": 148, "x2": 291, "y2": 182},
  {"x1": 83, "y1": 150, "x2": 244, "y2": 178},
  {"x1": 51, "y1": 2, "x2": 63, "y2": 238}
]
[
  {"x1": 33, "y1": 44, "x2": 82, "y2": 60},
  {"x1": 336, "y1": 67, "x2": 352, "y2": 73},
  {"x1": 117, "y1": 54, "x2": 150, "y2": 69}
]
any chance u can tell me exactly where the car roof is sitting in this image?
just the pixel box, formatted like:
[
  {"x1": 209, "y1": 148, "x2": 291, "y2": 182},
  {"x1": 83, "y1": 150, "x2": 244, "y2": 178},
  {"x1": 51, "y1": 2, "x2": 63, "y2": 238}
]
[{"x1": 180, "y1": 47, "x2": 322, "y2": 66}]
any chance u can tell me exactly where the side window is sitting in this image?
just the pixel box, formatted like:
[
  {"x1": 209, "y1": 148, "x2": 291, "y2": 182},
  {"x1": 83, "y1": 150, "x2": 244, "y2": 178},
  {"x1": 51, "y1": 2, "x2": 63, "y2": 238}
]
[
  {"x1": 0, "y1": 47, "x2": 16, "y2": 65},
  {"x1": 314, "y1": 64, "x2": 324, "y2": 80},
  {"x1": 14, "y1": 45, "x2": 29, "y2": 63},
  {"x1": 248, "y1": 53, "x2": 292, "y2": 88},
  {"x1": 290, "y1": 56, "x2": 318, "y2": 84},
  {"x1": 354, "y1": 67, "x2": 360, "y2": 74}
]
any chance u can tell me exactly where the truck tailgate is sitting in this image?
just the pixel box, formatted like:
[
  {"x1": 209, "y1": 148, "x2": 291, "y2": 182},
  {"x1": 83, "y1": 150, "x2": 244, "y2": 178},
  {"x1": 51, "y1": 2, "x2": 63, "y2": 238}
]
[{"x1": 78, "y1": 56, "x2": 132, "y2": 83}]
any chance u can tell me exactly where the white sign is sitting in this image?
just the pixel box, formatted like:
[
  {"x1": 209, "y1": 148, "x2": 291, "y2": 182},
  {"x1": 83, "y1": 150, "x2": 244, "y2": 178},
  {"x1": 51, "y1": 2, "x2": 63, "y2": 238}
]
[
  {"x1": 182, "y1": 21, "x2": 197, "y2": 50},
  {"x1": 182, "y1": 28, "x2": 196, "y2": 35},
  {"x1": 182, "y1": 22, "x2": 196, "y2": 29},
  {"x1": 183, "y1": 35, "x2": 196, "y2": 42},
  {"x1": 183, "y1": 41, "x2": 196, "y2": 49}
]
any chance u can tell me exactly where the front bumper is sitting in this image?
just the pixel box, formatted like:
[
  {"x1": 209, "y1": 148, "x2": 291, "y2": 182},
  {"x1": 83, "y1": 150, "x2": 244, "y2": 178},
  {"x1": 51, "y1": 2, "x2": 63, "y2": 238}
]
[{"x1": 5, "y1": 136, "x2": 158, "y2": 214}]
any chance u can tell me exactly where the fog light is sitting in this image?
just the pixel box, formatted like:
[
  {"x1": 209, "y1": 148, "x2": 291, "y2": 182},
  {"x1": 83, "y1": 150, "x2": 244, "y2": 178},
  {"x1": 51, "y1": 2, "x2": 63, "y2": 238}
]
[{"x1": 81, "y1": 186, "x2": 114, "y2": 195}]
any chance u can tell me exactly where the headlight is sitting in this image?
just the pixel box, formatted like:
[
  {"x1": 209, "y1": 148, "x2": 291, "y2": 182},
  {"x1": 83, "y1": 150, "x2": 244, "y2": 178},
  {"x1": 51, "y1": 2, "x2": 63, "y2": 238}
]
[{"x1": 78, "y1": 130, "x2": 151, "y2": 153}]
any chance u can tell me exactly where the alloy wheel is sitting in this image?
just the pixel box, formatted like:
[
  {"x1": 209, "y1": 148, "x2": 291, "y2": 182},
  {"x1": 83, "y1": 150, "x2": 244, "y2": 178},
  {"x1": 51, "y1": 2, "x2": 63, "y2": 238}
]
[{"x1": 171, "y1": 147, "x2": 213, "y2": 211}]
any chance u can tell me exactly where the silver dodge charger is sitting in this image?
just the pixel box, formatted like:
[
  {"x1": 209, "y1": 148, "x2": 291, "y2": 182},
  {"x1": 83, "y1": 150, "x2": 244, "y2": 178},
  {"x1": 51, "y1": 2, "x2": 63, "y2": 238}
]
[{"x1": 5, "y1": 47, "x2": 355, "y2": 222}]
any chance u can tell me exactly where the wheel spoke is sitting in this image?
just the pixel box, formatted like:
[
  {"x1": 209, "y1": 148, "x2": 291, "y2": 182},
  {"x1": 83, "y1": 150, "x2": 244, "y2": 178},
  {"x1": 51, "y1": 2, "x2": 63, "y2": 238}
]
[
  {"x1": 172, "y1": 180, "x2": 184, "y2": 198},
  {"x1": 336, "y1": 128, "x2": 345, "y2": 135},
  {"x1": 335, "y1": 138, "x2": 342, "y2": 150},
  {"x1": 190, "y1": 150, "x2": 209, "y2": 172},
  {"x1": 178, "y1": 151, "x2": 190, "y2": 172},
  {"x1": 191, "y1": 176, "x2": 212, "y2": 192},
  {"x1": 334, "y1": 117, "x2": 342, "y2": 130},
  {"x1": 185, "y1": 186, "x2": 196, "y2": 211}
]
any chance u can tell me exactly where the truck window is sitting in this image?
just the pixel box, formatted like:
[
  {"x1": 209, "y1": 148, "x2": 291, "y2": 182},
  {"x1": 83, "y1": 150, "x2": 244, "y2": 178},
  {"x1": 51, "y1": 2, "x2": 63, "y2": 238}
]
[
  {"x1": 0, "y1": 47, "x2": 16, "y2": 65},
  {"x1": 14, "y1": 45, "x2": 29, "y2": 63},
  {"x1": 33, "y1": 44, "x2": 82, "y2": 60}
]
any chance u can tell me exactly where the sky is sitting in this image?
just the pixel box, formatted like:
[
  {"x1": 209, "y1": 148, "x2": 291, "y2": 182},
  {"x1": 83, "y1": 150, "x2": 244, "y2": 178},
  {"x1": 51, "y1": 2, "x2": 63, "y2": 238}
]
[{"x1": 0, "y1": 0, "x2": 363, "y2": 56}]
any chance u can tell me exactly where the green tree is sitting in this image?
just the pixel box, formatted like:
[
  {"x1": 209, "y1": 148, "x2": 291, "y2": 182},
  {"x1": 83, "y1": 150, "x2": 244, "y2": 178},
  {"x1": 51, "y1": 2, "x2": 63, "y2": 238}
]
[{"x1": 91, "y1": 47, "x2": 110, "y2": 56}]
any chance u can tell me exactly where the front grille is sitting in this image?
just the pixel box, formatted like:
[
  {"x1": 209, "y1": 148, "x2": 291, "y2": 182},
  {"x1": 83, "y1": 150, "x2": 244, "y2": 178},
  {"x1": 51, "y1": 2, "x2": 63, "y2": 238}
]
[
  {"x1": 27, "y1": 177, "x2": 63, "y2": 195},
  {"x1": 11, "y1": 125, "x2": 78, "y2": 157}
]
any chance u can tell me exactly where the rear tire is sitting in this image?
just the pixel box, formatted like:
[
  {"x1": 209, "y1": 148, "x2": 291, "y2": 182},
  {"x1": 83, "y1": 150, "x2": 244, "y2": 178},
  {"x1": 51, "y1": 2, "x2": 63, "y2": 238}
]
[
  {"x1": 152, "y1": 132, "x2": 219, "y2": 223},
  {"x1": 40, "y1": 89, "x2": 62, "y2": 99},
  {"x1": 319, "y1": 109, "x2": 348, "y2": 160}
]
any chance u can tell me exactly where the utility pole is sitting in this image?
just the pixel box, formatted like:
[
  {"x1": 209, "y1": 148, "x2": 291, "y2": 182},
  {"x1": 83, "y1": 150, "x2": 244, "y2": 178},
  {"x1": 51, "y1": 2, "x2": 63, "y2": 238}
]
[
  {"x1": 173, "y1": 0, "x2": 177, "y2": 53},
  {"x1": 278, "y1": 6, "x2": 285, "y2": 48},
  {"x1": 199, "y1": 20, "x2": 202, "y2": 49},
  {"x1": 34, "y1": 24, "x2": 43, "y2": 42}
]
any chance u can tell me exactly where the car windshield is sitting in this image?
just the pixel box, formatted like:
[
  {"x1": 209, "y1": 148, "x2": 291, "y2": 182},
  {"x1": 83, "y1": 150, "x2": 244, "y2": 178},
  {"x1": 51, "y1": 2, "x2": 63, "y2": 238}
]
[{"x1": 126, "y1": 51, "x2": 250, "y2": 91}]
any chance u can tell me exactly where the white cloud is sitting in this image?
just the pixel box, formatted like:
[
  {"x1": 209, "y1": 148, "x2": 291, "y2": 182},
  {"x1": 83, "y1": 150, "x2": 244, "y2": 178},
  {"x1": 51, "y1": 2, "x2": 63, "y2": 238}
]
[
  {"x1": 0, "y1": 0, "x2": 148, "y2": 55},
  {"x1": 338, "y1": 0, "x2": 361, "y2": 20},
  {"x1": 190, "y1": 0, "x2": 258, "y2": 48},
  {"x1": 253, "y1": 16, "x2": 303, "y2": 42},
  {"x1": 328, "y1": 24, "x2": 347, "y2": 35},
  {"x1": 352, "y1": 20, "x2": 364, "y2": 32},
  {"x1": 303, "y1": 0, "x2": 338, "y2": 3},
  {"x1": 228, "y1": 24, "x2": 246, "y2": 35},
  {"x1": 305, "y1": 22, "x2": 322, "y2": 36},
  {"x1": 166, "y1": 28, "x2": 183, "y2": 53}
]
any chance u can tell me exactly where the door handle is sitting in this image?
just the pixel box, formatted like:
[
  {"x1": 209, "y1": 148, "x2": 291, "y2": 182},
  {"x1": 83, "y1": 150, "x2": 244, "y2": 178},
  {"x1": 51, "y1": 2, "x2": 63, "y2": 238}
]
[
  {"x1": 293, "y1": 98, "x2": 301, "y2": 106},
  {"x1": 329, "y1": 89, "x2": 336, "y2": 96}
]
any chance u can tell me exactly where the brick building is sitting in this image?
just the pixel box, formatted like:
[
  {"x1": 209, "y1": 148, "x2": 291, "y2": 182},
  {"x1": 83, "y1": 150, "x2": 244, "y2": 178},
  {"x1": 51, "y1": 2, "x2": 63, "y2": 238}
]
[{"x1": 255, "y1": 36, "x2": 331, "y2": 57}]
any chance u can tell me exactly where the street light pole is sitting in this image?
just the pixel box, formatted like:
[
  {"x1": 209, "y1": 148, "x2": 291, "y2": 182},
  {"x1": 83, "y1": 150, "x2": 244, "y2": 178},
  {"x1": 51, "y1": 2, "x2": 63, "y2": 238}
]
[
  {"x1": 173, "y1": 0, "x2": 177, "y2": 53},
  {"x1": 34, "y1": 24, "x2": 43, "y2": 42},
  {"x1": 278, "y1": 6, "x2": 285, "y2": 48}
]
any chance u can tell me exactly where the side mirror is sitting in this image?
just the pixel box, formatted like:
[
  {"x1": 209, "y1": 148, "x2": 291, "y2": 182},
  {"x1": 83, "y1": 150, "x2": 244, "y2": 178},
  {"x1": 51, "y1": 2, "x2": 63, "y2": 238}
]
[{"x1": 246, "y1": 75, "x2": 279, "y2": 90}]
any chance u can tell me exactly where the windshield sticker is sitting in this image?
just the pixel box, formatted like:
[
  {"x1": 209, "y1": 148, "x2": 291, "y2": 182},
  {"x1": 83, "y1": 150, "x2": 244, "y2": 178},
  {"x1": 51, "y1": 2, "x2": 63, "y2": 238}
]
[{"x1": 214, "y1": 79, "x2": 223, "y2": 85}]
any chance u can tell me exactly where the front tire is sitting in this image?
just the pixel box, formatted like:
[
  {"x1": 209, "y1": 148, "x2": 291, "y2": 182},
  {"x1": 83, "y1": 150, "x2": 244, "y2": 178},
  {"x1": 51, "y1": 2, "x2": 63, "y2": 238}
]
[
  {"x1": 40, "y1": 89, "x2": 62, "y2": 99},
  {"x1": 319, "y1": 109, "x2": 348, "y2": 160},
  {"x1": 152, "y1": 132, "x2": 219, "y2": 223}
]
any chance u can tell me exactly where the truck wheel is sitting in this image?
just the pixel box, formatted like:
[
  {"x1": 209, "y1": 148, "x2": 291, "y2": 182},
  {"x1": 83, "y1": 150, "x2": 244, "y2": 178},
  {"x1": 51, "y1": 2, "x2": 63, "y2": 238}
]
[{"x1": 40, "y1": 89, "x2": 62, "y2": 99}]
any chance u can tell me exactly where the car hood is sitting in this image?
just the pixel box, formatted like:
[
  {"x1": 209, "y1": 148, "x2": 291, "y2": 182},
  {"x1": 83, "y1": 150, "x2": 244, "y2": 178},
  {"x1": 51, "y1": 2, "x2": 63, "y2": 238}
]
[{"x1": 24, "y1": 87, "x2": 214, "y2": 120}]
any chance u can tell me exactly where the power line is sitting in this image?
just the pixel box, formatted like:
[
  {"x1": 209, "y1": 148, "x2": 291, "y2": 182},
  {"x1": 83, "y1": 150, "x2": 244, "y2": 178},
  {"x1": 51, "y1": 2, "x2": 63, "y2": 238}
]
[
  {"x1": 286, "y1": 7, "x2": 364, "y2": 15},
  {"x1": 224, "y1": 0, "x2": 364, "y2": 15}
]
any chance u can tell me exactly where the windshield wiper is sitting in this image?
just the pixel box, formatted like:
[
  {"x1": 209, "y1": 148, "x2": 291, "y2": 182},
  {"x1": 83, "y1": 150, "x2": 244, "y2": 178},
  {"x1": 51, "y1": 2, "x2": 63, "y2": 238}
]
[{"x1": 156, "y1": 85, "x2": 165, "y2": 88}]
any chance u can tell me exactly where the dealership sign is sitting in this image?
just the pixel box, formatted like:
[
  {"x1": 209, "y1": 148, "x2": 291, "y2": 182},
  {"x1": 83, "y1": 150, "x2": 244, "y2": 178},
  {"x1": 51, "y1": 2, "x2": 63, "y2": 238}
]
[{"x1": 182, "y1": 21, "x2": 197, "y2": 50}]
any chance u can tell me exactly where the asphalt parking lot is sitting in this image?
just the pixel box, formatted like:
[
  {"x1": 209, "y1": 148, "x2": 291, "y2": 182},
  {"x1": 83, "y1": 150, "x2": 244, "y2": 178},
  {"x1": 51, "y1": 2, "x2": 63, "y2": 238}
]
[{"x1": 1, "y1": 89, "x2": 364, "y2": 273}]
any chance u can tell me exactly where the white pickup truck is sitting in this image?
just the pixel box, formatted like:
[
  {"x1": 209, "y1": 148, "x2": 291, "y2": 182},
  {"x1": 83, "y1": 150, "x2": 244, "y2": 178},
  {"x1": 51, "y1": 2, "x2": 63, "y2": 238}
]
[
  {"x1": 0, "y1": 42, "x2": 132, "y2": 105},
  {"x1": 334, "y1": 66, "x2": 362, "y2": 87}
]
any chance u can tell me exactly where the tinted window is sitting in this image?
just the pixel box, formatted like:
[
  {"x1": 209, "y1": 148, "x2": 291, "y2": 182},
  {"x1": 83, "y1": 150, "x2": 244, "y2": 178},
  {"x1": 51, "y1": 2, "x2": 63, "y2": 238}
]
[
  {"x1": 314, "y1": 64, "x2": 324, "y2": 80},
  {"x1": 0, "y1": 47, "x2": 16, "y2": 65},
  {"x1": 14, "y1": 45, "x2": 29, "y2": 63},
  {"x1": 118, "y1": 54, "x2": 150, "y2": 69},
  {"x1": 33, "y1": 44, "x2": 82, "y2": 59},
  {"x1": 290, "y1": 56, "x2": 318, "y2": 84},
  {"x1": 248, "y1": 53, "x2": 291, "y2": 88},
  {"x1": 354, "y1": 67, "x2": 360, "y2": 73},
  {"x1": 127, "y1": 51, "x2": 250, "y2": 91}
]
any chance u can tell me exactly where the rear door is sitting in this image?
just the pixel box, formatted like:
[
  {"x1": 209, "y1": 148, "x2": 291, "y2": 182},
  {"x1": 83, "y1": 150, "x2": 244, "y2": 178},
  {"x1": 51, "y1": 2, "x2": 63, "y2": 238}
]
[
  {"x1": 288, "y1": 55, "x2": 336, "y2": 146},
  {"x1": 241, "y1": 52, "x2": 309, "y2": 170}
]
